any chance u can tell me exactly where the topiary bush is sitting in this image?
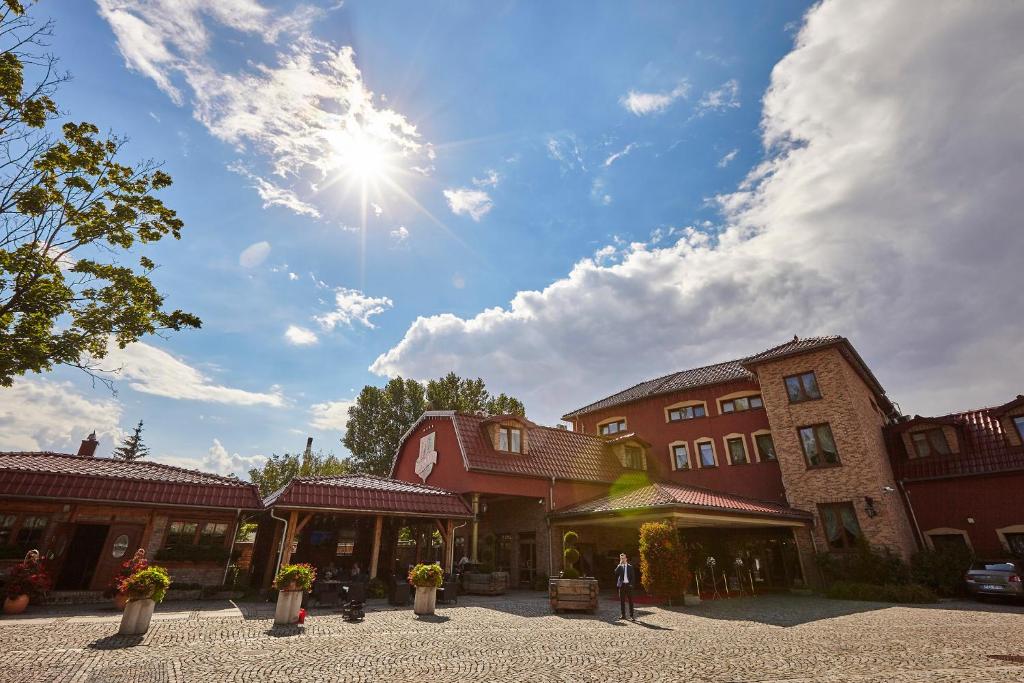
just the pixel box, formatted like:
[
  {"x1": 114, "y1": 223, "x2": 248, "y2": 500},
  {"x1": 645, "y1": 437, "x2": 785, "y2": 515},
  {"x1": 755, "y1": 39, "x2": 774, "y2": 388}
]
[
  {"x1": 561, "y1": 531, "x2": 581, "y2": 578},
  {"x1": 639, "y1": 521, "x2": 689, "y2": 604},
  {"x1": 826, "y1": 580, "x2": 938, "y2": 604},
  {"x1": 911, "y1": 546, "x2": 973, "y2": 597}
]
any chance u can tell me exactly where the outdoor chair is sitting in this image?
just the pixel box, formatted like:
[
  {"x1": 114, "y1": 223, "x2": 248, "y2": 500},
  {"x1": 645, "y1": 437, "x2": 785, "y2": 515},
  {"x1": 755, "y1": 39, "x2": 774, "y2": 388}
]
[{"x1": 437, "y1": 576, "x2": 459, "y2": 604}]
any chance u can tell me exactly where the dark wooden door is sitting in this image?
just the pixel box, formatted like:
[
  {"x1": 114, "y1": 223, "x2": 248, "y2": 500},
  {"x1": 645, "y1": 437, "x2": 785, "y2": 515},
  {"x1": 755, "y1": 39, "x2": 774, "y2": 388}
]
[
  {"x1": 88, "y1": 523, "x2": 145, "y2": 591},
  {"x1": 56, "y1": 524, "x2": 109, "y2": 590}
]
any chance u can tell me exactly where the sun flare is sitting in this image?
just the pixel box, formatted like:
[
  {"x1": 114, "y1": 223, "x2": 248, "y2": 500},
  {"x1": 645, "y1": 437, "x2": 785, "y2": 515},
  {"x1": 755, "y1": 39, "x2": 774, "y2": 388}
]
[{"x1": 327, "y1": 127, "x2": 395, "y2": 183}]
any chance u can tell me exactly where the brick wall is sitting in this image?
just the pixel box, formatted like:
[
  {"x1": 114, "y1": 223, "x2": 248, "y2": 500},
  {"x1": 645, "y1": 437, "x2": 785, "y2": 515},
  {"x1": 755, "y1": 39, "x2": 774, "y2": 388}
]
[
  {"x1": 754, "y1": 347, "x2": 918, "y2": 560},
  {"x1": 476, "y1": 497, "x2": 550, "y2": 586}
]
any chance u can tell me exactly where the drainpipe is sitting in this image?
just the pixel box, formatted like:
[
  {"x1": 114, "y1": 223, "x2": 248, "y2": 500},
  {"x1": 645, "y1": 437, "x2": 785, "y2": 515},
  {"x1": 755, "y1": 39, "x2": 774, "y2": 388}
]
[
  {"x1": 470, "y1": 494, "x2": 480, "y2": 562},
  {"x1": 222, "y1": 508, "x2": 241, "y2": 586},
  {"x1": 897, "y1": 479, "x2": 925, "y2": 549},
  {"x1": 548, "y1": 476, "x2": 556, "y2": 577},
  {"x1": 270, "y1": 508, "x2": 290, "y2": 580}
]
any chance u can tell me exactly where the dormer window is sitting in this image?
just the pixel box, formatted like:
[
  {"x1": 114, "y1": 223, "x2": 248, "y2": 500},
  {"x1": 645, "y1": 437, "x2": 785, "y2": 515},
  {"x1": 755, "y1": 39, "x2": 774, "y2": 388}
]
[
  {"x1": 600, "y1": 419, "x2": 627, "y2": 436},
  {"x1": 498, "y1": 426, "x2": 522, "y2": 453},
  {"x1": 910, "y1": 428, "x2": 951, "y2": 459},
  {"x1": 624, "y1": 445, "x2": 644, "y2": 470},
  {"x1": 721, "y1": 395, "x2": 763, "y2": 413},
  {"x1": 1015, "y1": 416, "x2": 1024, "y2": 442}
]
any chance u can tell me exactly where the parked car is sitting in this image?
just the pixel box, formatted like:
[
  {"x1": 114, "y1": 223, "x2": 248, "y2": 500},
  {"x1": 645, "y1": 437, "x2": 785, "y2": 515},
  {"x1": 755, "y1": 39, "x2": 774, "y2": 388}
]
[{"x1": 964, "y1": 560, "x2": 1022, "y2": 601}]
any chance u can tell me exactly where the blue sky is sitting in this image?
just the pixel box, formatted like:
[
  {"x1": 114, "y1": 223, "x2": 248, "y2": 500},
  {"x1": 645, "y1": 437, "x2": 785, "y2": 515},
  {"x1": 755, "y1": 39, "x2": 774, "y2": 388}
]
[{"x1": 5, "y1": 1, "x2": 1023, "y2": 477}]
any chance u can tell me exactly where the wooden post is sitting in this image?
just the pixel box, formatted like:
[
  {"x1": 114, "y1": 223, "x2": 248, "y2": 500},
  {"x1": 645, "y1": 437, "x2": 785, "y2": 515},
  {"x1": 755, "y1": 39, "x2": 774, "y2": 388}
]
[
  {"x1": 280, "y1": 510, "x2": 298, "y2": 568},
  {"x1": 369, "y1": 515, "x2": 384, "y2": 579},
  {"x1": 471, "y1": 493, "x2": 480, "y2": 562},
  {"x1": 444, "y1": 520, "x2": 455, "y2": 574}
]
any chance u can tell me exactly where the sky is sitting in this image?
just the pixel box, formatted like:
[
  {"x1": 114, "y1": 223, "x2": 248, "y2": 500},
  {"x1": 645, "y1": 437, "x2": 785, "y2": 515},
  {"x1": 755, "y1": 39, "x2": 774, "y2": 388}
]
[{"x1": 2, "y1": 1, "x2": 1022, "y2": 478}]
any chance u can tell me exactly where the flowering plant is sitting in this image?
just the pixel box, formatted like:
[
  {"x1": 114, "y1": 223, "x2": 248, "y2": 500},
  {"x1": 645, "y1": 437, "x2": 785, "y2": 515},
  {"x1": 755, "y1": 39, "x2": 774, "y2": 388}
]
[
  {"x1": 274, "y1": 563, "x2": 316, "y2": 592},
  {"x1": 104, "y1": 548, "x2": 149, "y2": 598},
  {"x1": 407, "y1": 563, "x2": 444, "y2": 588},
  {"x1": 4, "y1": 554, "x2": 51, "y2": 600},
  {"x1": 120, "y1": 565, "x2": 171, "y2": 604}
]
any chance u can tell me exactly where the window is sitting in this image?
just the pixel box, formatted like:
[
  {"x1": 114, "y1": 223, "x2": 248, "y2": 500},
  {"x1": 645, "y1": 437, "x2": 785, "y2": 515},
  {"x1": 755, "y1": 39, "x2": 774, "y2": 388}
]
[
  {"x1": 165, "y1": 521, "x2": 199, "y2": 549},
  {"x1": 929, "y1": 533, "x2": 969, "y2": 552},
  {"x1": 15, "y1": 516, "x2": 47, "y2": 550},
  {"x1": 199, "y1": 522, "x2": 228, "y2": 547},
  {"x1": 624, "y1": 446, "x2": 645, "y2": 470},
  {"x1": 668, "y1": 405, "x2": 706, "y2": 422},
  {"x1": 819, "y1": 503, "x2": 862, "y2": 550},
  {"x1": 0, "y1": 514, "x2": 15, "y2": 546},
  {"x1": 1014, "y1": 416, "x2": 1024, "y2": 442},
  {"x1": 721, "y1": 395, "x2": 763, "y2": 413},
  {"x1": 1005, "y1": 533, "x2": 1024, "y2": 556},
  {"x1": 755, "y1": 433, "x2": 777, "y2": 461},
  {"x1": 727, "y1": 437, "x2": 748, "y2": 465},
  {"x1": 672, "y1": 443, "x2": 690, "y2": 470},
  {"x1": 785, "y1": 372, "x2": 822, "y2": 403},
  {"x1": 697, "y1": 441, "x2": 716, "y2": 467},
  {"x1": 600, "y1": 419, "x2": 627, "y2": 436},
  {"x1": 798, "y1": 423, "x2": 840, "y2": 467},
  {"x1": 498, "y1": 426, "x2": 522, "y2": 453},
  {"x1": 910, "y1": 428, "x2": 951, "y2": 458}
]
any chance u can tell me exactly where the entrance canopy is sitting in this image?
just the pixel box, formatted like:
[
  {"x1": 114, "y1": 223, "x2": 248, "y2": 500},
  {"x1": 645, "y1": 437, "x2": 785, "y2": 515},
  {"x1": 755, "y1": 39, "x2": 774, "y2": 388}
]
[{"x1": 550, "y1": 481, "x2": 812, "y2": 528}]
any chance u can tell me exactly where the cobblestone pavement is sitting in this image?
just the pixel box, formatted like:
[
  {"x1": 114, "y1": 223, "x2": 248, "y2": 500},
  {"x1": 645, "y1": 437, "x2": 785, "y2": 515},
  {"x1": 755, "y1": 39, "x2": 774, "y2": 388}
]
[{"x1": 0, "y1": 592, "x2": 1021, "y2": 682}]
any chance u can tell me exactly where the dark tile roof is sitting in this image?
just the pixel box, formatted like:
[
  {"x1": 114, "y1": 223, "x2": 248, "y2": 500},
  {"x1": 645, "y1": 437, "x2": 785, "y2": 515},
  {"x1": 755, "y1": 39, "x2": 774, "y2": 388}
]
[
  {"x1": 552, "y1": 481, "x2": 811, "y2": 521},
  {"x1": 888, "y1": 406, "x2": 1024, "y2": 481},
  {"x1": 739, "y1": 335, "x2": 844, "y2": 365},
  {"x1": 561, "y1": 359, "x2": 752, "y2": 419},
  {"x1": 450, "y1": 413, "x2": 626, "y2": 483},
  {"x1": 264, "y1": 473, "x2": 473, "y2": 518},
  {"x1": 0, "y1": 452, "x2": 262, "y2": 509}
]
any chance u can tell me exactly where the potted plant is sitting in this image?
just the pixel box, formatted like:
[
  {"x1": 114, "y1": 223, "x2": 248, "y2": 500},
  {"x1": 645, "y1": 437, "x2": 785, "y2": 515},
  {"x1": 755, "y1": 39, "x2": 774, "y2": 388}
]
[
  {"x1": 3, "y1": 550, "x2": 51, "y2": 615},
  {"x1": 105, "y1": 548, "x2": 148, "y2": 611},
  {"x1": 117, "y1": 565, "x2": 171, "y2": 635},
  {"x1": 273, "y1": 563, "x2": 316, "y2": 625},
  {"x1": 549, "y1": 531, "x2": 598, "y2": 613},
  {"x1": 408, "y1": 563, "x2": 444, "y2": 616}
]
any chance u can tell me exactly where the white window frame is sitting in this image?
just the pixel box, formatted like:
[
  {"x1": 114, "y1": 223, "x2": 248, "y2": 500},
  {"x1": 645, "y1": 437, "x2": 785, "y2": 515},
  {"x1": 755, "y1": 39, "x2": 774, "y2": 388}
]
[
  {"x1": 722, "y1": 433, "x2": 750, "y2": 466},
  {"x1": 664, "y1": 400, "x2": 708, "y2": 423},
  {"x1": 694, "y1": 438, "x2": 718, "y2": 468},
  {"x1": 597, "y1": 416, "x2": 628, "y2": 437},
  {"x1": 995, "y1": 524, "x2": 1024, "y2": 554},
  {"x1": 668, "y1": 440, "x2": 690, "y2": 471},
  {"x1": 716, "y1": 390, "x2": 764, "y2": 416},
  {"x1": 750, "y1": 429, "x2": 776, "y2": 462},
  {"x1": 924, "y1": 527, "x2": 973, "y2": 552}
]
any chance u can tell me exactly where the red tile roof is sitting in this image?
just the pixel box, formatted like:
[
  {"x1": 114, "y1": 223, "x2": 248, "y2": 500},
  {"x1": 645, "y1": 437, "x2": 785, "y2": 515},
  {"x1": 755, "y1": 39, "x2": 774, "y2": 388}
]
[
  {"x1": 448, "y1": 413, "x2": 627, "y2": 483},
  {"x1": 552, "y1": 481, "x2": 812, "y2": 521},
  {"x1": 888, "y1": 406, "x2": 1024, "y2": 481},
  {"x1": 264, "y1": 474, "x2": 473, "y2": 518},
  {"x1": 0, "y1": 452, "x2": 262, "y2": 509}
]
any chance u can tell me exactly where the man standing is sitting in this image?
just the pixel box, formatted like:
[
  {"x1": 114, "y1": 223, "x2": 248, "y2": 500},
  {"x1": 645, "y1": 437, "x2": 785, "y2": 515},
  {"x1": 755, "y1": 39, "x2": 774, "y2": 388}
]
[{"x1": 614, "y1": 553, "x2": 636, "y2": 621}]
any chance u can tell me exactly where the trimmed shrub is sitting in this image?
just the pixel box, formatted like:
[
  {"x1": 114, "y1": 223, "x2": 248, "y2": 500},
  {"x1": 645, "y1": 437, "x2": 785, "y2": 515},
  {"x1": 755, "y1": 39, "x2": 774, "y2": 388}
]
[
  {"x1": 816, "y1": 541, "x2": 910, "y2": 586},
  {"x1": 911, "y1": 546, "x2": 973, "y2": 597},
  {"x1": 639, "y1": 521, "x2": 689, "y2": 603},
  {"x1": 561, "y1": 530, "x2": 581, "y2": 579},
  {"x1": 826, "y1": 580, "x2": 938, "y2": 604}
]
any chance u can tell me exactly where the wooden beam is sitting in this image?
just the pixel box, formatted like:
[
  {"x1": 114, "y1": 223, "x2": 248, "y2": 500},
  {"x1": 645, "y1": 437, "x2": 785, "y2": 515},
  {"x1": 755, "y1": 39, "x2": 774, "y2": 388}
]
[
  {"x1": 369, "y1": 515, "x2": 384, "y2": 579},
  {"x1": 471, "y1": 493, "x2": 480, "y2": 562},
  {"x1": 295, "y1": 512, "x2": 314, "y2": 536},
  {"x1": 444, "y1": 519, "x2": 455, "y2": 574},
  {"x1": 280, "y1": 510, "x2": 299, "y2": 568}
]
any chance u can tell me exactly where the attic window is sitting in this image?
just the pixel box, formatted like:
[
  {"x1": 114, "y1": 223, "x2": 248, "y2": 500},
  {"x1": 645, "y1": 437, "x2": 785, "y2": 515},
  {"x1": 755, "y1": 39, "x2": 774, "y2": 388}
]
[
  {"x1": 600, "y1": 419, "x2": 626, "y2": 436},
  {"x1": 910, "y1": 428, "x2": 950, "y2": 459},
  {"x1": 1014, "y1": 416, "x2": 1024, "y2": 441},
  {"x1": 499, "y1": 426, "x2": 522, "y2": 453},
  {"x1": 624, "y1": 445, "x2": 645, "y2": 470}
]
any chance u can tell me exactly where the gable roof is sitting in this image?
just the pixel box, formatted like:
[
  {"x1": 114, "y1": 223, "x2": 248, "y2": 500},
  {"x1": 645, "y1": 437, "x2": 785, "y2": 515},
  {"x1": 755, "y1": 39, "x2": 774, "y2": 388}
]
[
  {"x1": 390, "y1": 411, "x2": 627, "y2": 484},
  {"x1": 0, "y1": 451, "x2": 262, "y2": 509},
  {"x1": 562, "y1": 335, "x2": 894, "y2": 420},
  {"x1": 552, "y1": 481, "x2": 812, "y2": 521},
  {"x1": 887, "y1": 404, "x2": 1024, "y2": 481},
  {"x1": 264, "y1": 473, "x2": 472, "y2": 518}
]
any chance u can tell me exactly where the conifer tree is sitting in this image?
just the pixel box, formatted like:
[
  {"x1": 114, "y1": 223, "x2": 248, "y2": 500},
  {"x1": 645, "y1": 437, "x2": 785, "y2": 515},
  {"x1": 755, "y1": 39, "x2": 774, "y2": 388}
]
[{"x1": 112, "y1": 420, "x2": 150, "y2": 461}]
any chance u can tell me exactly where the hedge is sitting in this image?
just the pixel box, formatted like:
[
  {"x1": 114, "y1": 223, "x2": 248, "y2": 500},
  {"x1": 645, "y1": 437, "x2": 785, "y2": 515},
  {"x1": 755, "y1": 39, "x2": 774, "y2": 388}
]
[{"x1": 826, "y1": 581, "x2": 938, "y2": 604}]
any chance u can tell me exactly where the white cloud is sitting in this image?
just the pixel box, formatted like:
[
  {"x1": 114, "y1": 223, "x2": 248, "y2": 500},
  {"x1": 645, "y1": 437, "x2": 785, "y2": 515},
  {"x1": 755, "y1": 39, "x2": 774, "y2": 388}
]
[
  {"x1": 202, "y1": 439, "x2": 266, "y2": 477},
  {"x1": 309, "y1": 399, "x2": 354, "y2": 432},
  {"x1": 284, "y1": 325, "x2": 318, "y2": 346},
  {"x1": 390, "y1": 225, "x2": 409, "y2": 244},
  {"x1": 472, "y1": 169, "x2": 501, "y2": 188},
  {"x1": 239, "y1": 240, "x2": 271, "y2": 268},
  {"x1": 590, "y1": 178, "x2": 612, "y2": 206},
  {"x1": 288, "y1": 272, "x2": 299, "y2": 281},
  {"x1": 620, "y1": 81, "x2": 689, "y2": 116},
  {"x1": 717, "y1": 148, "x2": 739, "y2": 168},
  {"x1": 0, "y1": 379, "x2": 123, "y2": 453},
  {"x1": 372, "y1": 1, "x2": 1024, "y2": 424},
  {"x1": 98, "y1": 1, "x2": 429, "y2": 218},
  {"x1": 545, "y1": 133, "x2": 586, "y2": 173},
  {"x1": 228, "y1": 163, "x2": 322, "y2": 218},
  {"x1": 443, "y1": 188, "x2": 493, "y2": 221},
  {"x1": 371, "y1": 202, "x2": 383, "y2": 217},
  {"x1": 697, "y1": 79, "x2": 740, "y2": 114},
  {"x1": 102, "y1": 341, "x2": 285, "y2": 406},
  {"x1": 604, "y1": 142, "x2": 639, "y2": 167},
  {"x1": 316, "y1": 287, "x2": 393, "y2": 330}
]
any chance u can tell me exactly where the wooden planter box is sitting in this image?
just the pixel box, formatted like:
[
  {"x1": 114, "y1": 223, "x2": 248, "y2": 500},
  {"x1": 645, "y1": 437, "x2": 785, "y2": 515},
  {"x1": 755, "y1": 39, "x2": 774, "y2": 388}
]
[
  {"x1": 549, "y1": 578, "x2": 599, "y2": 613},
  {"x1": 463, "y1": 571, "x2": 509, "y2": 595}
]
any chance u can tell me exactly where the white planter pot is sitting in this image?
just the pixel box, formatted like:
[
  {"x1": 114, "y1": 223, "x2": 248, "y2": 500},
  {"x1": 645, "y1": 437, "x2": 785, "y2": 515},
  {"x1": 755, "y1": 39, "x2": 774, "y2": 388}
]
[
  {"x1": 274, "y1": 589, "x2": 303, "y2": 625},
  {"x1": 118, "y1": 598, "x2": 156, "y2": 635},
  {"x1": 413, "y1": 585, "x2": 437, "y2": 615}
]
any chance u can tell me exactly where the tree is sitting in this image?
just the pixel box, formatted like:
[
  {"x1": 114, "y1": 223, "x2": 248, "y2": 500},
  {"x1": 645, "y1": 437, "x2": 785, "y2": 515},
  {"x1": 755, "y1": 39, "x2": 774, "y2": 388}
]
[
  {"x1": 343, "y1": 373, "x2": 525, "y2": 476},
  {"x1": 0, "y1": 2, "x2": 199, "y2": 387},
  {"x1": 247, "y1": 448, "x2": 351, "y2": 497},
  {"x1": 112, "y1": 419, "x2": 149, "y2": 461},
  {"x1": 639, "y1": 521, "x2": 690, "y2": 605}
]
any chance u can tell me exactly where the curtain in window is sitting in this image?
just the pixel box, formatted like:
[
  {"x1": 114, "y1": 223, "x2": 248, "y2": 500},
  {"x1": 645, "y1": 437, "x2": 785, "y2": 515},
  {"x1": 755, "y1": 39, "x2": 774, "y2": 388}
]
[
  {"x1": 822, "y1": 508, "x2": 841, "y2": 548},
  {"x1": 817, "y1": 426, "x2": 838, "y2": 462},
  {"x1": 839, "y1": 506, "x2": 862, "y2": 544},
  {"x1": 800, "y1": 428, "x2": 819, "y2": 465}
]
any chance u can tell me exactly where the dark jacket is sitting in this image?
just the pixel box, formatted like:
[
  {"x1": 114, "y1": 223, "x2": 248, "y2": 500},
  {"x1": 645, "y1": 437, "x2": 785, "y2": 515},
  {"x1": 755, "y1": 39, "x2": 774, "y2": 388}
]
[{"x1": 614, "y1": 563, "x2": 636, "y2": 588}]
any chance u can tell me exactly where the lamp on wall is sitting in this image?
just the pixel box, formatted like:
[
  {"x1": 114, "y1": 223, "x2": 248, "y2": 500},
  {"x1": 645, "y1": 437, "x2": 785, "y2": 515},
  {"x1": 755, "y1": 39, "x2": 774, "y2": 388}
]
[{"x1": 864, "y1": 496, "x2": 879, "y2": 518}]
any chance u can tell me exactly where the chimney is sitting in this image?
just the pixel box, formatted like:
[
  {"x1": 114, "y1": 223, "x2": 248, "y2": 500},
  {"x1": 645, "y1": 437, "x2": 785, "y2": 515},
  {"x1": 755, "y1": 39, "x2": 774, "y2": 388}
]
[
  {"x1": 78, "y1": 431, "x2": 98, "y2": 457},
  {"x1": 304, "y1": 437, "x2": 313, "y2": 458}
]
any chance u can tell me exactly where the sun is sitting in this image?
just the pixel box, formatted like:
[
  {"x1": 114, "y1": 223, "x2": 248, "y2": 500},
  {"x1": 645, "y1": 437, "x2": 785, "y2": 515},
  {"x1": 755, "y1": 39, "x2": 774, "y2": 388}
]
[{"x1": 327, "y1": 126, "x2": 395, "y2": 183}]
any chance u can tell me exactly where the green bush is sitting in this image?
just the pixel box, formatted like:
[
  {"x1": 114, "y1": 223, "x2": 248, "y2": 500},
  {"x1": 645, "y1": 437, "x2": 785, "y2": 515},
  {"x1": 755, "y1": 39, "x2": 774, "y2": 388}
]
[
  {"x1": 816, "y1": 541, "x2": 910, "y2": 586},
  {"x1": 407, "y1": 562, "x2": 444, "y2": 588},
  {"x1": 911, "y1": 546, "x2": 973, "y2": 597},
  {"x1": 639, "y1": 521, "x2": 689, "y2": 602},
  {"x1": 122, "y1": 566, "x2": 172, "y2": 604},
  {"x1": 826, "y1": 580, "x2": 937, "y2": 604},
  {"x1": 368, "y1": 577, "x2": 387, "y2": 598},
  {"x1": 274, "y1": 563, "x2": 317, "y2": 592},
  {"x1": 561, "y1": 531, "x2": 581, "y2": 578}
]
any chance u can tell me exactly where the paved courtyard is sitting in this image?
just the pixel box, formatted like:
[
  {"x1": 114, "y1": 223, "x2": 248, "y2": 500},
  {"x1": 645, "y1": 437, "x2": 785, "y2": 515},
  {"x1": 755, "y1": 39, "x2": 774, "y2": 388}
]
[{"x1": 0, "y1": 592, "x2": 1021, "y2": 682}]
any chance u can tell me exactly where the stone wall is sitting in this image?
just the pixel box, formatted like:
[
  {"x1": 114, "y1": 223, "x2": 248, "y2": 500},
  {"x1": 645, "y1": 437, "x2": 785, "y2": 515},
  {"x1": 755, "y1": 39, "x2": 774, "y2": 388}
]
[
  {"x1": 476, "y1": 496, "x2": 550, "y2": 587},
  {"x1": 754, "y1": 347, "x2": 918, "y2": 560}
]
